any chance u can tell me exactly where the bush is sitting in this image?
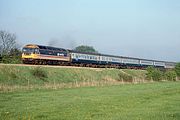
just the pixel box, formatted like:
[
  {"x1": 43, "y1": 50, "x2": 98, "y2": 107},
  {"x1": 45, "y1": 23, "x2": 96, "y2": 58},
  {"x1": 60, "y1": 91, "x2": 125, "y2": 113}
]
[
  {"x1": 31, "y1": 67, "x2": 48, "y2": 81},
  {"x1": 165, "y1": 71, "x2": 177, "y2": 81},
  {"x1": 175, "y1": 63, "x2": 180, "y2": 77},
  {"x1": 1, "y1": 48, "x2": 22, "y2": 64},
  {"x1": 146, "y1": 66, "x2": 163, "y2": 81},
  {"x1": 2, "y1": 55, "x2": 21, "y2": 64}
]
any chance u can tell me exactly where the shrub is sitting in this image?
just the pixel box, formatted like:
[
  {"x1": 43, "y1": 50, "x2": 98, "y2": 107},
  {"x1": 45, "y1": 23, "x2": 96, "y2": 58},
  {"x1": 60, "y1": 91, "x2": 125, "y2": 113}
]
[
  {"x1": 165, "y1": 70, "x2": 177, "y2": 81},
  {"x1": 2, "y1": 55, "x2": 21, "y2": 64},
  {"x1": 31, "y1": 67, "x2": 48, "y2": 81},
  {"x1": 175, "y1": 63, "x2": 180, "y2": 77},
  {"x1": 146, "y1": 66, "x2": 163, "y2": 81}
]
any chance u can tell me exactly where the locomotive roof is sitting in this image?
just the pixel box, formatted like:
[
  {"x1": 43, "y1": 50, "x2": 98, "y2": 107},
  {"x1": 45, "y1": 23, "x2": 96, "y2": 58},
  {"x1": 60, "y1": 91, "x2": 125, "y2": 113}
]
[
  {"x1": 37, "y1": 45, "x2": 67, "y2": 51},
  {"x1": 24, "y1": 44, "x2": 67, "y2": 52}
]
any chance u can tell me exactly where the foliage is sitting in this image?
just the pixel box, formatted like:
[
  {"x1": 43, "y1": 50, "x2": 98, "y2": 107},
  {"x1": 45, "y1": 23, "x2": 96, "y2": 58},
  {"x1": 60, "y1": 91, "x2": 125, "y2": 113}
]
[
  {"x1": 146, "y1": 66, "x2": 163, "y2": 81},
  {"x1": 175, "y1": 63, "x2": 180, "y2": 77},
  {"x1": 165, "y1": 70, "x2": 177, "y2": 81},
  {"x1": 0, "y1": 30, "x2": 17, "y2": 55},
  {"x1": 31, "y1": 67, "x2": 48, "y2": 81},
  {"x1": 0, "y1": 30, "x2": 21, "y2": 64},
  {"x1": 74, "y1": 45, "x2": 98, "y2": 53},
  {"x1": 146, "y1": 66, "x2": 178, "y2": 81},
  {"x1": 1, "y1": 48, "x2": 22, "y2": 64}
]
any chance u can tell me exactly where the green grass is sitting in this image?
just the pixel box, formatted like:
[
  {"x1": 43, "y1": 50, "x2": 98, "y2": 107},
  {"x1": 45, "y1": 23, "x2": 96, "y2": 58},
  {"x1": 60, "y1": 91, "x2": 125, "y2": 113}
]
[
  {"x1": 0, "y1": 81, "x2": 180, "y2": 120},
  {"x1": 0, "y1": 64, "x2": 147, "y2": 86}
]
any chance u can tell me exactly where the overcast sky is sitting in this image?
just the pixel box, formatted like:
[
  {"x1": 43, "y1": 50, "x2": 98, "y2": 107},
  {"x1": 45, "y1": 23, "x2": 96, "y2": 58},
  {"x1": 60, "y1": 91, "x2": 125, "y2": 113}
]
[{"x1": 0, "y1": 0, "x2": 180, "y2": 62}]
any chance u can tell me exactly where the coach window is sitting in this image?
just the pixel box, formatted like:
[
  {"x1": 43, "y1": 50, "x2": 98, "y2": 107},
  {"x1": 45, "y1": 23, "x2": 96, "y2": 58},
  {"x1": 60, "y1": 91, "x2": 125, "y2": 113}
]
[
  {"x1": 39, "y1": 49, "x2": 46, "y2": 55},
  {"x1": 75, "y1": 54, "x2": 77, "y2": 58},
  {"x1": 95, "y1": 56, "x2": 97, "y2": 60},
  {"x1": 105, "y1": 57, "x2": 107, "y2": 61},
  {"x1": 74, "y1": 54, "x2": 76, "y2": 58},
  {"x1": 94, "y1": 56, "x2": 96, "y2": 60},
  {"x1": 91, "y1": 56, "x2": 93, "y2": 60},
  {"x1": 92, "y1": 56, "x2": 94, "y2": 60}
]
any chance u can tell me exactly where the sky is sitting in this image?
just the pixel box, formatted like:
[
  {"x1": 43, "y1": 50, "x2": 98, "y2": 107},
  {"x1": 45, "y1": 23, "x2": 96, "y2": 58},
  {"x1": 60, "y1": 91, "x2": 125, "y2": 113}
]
[{"x1": 0, "y1": 0, "x2": 180, "y2": 62}]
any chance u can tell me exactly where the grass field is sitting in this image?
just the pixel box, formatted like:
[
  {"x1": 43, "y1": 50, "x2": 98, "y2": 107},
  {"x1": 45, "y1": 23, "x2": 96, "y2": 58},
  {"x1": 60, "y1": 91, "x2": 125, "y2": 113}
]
[{"x1": 0, "y1": 81, "x2": 180, "y2": 120}]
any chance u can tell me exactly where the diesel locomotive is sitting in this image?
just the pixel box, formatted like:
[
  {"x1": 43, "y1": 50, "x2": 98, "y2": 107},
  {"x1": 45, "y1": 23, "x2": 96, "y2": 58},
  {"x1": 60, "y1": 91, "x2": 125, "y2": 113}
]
[{"x1": 22, "y1": 44, "x2": 176, "y2": 69}]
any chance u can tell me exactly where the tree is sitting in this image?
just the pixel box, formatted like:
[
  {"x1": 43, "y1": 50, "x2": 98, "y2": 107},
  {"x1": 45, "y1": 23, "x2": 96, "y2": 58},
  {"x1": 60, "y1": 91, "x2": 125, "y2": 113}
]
[
  {"x1": 175, "y1": 63, "x2": 180, "y2": 77},
  {"x1": 0, "y1": 30, "x2": 17, "y2": 55},
  {"x1": 0, "y1": 30, "x2": 21, "y2": 63},
  {"x1": 74, "y1": 45, "x2": 98, "y2": 53}
]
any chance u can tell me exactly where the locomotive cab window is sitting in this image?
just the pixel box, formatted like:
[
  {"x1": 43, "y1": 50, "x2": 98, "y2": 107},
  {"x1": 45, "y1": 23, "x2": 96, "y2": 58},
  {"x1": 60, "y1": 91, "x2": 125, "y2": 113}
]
[{"x1": 22, "y1": 48, "x2": 39, "y2": 54}]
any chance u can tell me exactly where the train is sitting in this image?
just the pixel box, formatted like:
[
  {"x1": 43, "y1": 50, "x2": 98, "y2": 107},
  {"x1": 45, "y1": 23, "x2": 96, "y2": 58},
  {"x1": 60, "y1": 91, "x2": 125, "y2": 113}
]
[{"x1": 22, "y1": 44, "x2": 176, "y2": 69}]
